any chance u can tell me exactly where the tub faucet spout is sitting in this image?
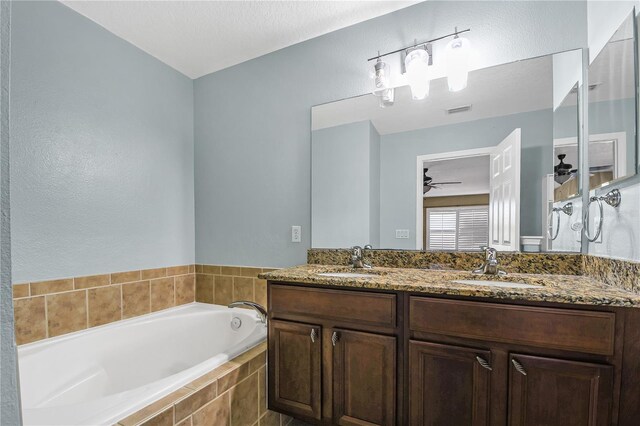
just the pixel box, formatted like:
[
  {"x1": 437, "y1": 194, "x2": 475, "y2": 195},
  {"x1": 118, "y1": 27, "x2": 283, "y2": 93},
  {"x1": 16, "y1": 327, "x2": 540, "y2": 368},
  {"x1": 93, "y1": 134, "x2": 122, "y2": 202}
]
[{"x1": 228, "y1": 301, "x2": 267, "y2": 324}]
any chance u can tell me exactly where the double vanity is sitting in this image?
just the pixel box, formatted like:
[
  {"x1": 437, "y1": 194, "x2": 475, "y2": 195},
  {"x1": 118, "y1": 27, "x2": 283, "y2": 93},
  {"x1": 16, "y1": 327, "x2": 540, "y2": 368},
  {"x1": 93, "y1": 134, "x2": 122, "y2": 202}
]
[{"x1": 260, "y1": 256, "x2": 640, "y2": 426}]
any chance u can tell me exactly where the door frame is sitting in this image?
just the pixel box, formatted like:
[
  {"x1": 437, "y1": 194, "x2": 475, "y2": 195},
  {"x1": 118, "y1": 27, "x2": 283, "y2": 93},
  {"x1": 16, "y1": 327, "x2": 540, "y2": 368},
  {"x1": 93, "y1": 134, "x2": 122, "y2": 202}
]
[{"x1": 415, "y1": 147, "x2": 493, "y2": 250}]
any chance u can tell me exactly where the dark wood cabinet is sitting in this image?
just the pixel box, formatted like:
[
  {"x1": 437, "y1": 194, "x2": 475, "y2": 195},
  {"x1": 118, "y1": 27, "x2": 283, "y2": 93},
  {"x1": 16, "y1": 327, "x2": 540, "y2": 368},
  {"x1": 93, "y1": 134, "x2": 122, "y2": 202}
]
[
  {"x1": 267, "y1": 283, "x2": 640, "y2": 426},
  {"x1": 268, "y1": 319, "x2": 322, "y2": 420},
  {"x1": 508, "y1": 354, "x2": 613, "y2": 426},
  {"x1": 409, "y1": 340, "x2": 492, "y2": 426},
  {"x1": 332, "y1": 329, "x2": 397, "y2": 425},
  {"x1": 268, "y1": 284, "x2": 401, "y2": 425}
]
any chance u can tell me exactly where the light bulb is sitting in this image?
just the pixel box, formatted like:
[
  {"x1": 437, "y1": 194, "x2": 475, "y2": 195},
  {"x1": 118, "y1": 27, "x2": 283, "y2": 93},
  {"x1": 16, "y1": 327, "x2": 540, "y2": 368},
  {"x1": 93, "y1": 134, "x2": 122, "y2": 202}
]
[
  {"x1": 446, "y1": 36, "x2": 471, "y2": 92},
  {"x1": 404, "y1": 47, "x2": 430, "y2": 100},
  {"x1": 372, "y1": 57, "x2": 390, "y2": 93}
]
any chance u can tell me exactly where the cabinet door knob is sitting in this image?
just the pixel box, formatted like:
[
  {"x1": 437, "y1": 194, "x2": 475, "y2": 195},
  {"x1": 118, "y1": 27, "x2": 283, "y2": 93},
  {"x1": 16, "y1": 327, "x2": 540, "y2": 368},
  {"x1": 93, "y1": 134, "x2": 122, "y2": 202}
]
[
  {"x1": 475, "y1": 356, "x2": 493, "y2": 371},
  {"x1": 511, "y1": 358, "x2": 527, "y2": 376},
  {"x1": 310, "y1": 328, "x2": 317, "y2": 343},
  {"x1": 331, "y1": 331, "x2": 340, "y2": 346}
]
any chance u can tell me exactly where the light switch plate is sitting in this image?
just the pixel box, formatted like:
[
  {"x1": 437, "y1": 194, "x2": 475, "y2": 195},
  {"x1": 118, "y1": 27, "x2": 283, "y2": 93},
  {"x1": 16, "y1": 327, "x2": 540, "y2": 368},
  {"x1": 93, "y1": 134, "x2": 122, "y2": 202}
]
[{"x1": 291, "y1": 226, "x2": 301, "y2": 243}]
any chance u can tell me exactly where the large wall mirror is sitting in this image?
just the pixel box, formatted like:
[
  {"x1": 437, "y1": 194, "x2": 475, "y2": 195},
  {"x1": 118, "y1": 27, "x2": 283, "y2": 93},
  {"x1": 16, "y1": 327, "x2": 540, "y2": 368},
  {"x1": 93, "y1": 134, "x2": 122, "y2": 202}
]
[
  {"x1": 587, "y1": 10, "x2": 638, "y2": 191},
  {"x1": 312, "y1": 49, "x2": 588, "y2": 253}
]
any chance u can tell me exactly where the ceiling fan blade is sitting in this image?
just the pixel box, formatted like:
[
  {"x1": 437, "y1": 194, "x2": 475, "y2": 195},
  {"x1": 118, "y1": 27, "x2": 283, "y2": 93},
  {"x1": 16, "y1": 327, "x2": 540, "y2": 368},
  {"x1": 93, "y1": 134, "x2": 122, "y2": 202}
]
[{"x1": 430, "y1": 181, "x2": 462, "y2": 185}]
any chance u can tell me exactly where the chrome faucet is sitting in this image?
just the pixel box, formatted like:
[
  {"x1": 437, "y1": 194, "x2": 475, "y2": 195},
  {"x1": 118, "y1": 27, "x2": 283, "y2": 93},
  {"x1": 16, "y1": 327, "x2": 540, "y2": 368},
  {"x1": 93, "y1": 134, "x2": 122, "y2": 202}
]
[
  {"x1": 473, "y1": 246, "x2": 506, "y2": 275},
  {"x1": 351, "y1": 245, "x2": 372, "y2": 269},
  {"x1": 228, "y1": 301, "x2": 267, "y2": 324}
]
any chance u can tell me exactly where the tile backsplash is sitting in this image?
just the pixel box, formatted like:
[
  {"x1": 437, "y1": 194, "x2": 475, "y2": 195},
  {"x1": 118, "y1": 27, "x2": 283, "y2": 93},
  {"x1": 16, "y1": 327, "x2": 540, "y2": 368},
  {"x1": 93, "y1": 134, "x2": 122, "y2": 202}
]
[
  {"x1": 12, "y1": 265, "x2": 196, "y2": 345},
  {"x1": 194, "y1": 265, "x2": 276, "y2": 308}
]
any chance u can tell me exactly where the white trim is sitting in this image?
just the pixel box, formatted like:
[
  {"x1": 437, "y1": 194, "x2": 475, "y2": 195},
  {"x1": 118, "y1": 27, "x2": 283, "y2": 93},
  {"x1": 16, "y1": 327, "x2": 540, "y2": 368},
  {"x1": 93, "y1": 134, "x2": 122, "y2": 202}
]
[
  {"x1": 415, "y1": 147, "x2": 493, "y2": 250},
  {"x1": 554, "y1": 131, "x2": 627, "y2": 179}
]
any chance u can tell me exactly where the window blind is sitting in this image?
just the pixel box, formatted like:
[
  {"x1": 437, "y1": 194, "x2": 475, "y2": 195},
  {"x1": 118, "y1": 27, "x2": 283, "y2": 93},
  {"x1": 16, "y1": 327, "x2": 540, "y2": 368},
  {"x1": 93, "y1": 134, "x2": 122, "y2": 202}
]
[{"x1": 427, "y1": 206, "x2": 489, "y2": 251}]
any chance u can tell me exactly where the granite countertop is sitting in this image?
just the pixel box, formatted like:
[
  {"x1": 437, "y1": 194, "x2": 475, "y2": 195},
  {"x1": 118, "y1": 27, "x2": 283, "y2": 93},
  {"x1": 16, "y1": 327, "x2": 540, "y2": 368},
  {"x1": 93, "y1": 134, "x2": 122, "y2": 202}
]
[{"x1": 259, "y1": 264, "x2": 640, "y2": 307}]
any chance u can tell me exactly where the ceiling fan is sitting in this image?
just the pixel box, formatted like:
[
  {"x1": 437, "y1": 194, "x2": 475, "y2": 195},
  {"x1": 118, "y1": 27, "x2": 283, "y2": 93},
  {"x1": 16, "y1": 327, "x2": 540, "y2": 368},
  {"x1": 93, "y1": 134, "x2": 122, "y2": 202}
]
[
  {"x1": 423, "y1": 168, "x2": 462, "y2": 194},
  {"x1": 554, "y1": 154, "x2": 578, "y2": 184}
]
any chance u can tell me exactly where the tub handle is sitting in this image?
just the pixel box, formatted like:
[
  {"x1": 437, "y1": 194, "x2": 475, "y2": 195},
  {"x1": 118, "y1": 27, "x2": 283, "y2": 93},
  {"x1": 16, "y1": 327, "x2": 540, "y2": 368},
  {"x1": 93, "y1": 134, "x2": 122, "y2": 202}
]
[{"x1": 310, "y1": 328, "x2": 317, "y2": 343}]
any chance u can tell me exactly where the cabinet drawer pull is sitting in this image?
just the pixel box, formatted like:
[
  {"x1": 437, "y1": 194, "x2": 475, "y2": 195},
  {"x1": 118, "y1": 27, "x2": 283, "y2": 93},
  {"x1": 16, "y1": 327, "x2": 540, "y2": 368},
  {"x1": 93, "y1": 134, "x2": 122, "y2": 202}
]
[
  {"x1": 310, "y1": 328, "x2": 317, "y2": 343},
  {"x1": 331, "y1": 331, "x2": 340, "y2": 346},
  {"x1": 475, "y1": 356, "x2": 492, "y2": 371},
  {"x1": 512, "y1": 359, "x2": 527, "y2": 375}
]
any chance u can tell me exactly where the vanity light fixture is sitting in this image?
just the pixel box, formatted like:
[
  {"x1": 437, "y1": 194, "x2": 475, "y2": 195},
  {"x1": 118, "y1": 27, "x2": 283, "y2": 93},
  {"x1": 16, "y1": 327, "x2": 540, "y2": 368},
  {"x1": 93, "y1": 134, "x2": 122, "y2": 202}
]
[
  {"x1": 371, "y1": 56, "x2": 395, "y2": 107},
  {"x1": 367, "y1": 28, "x2": 471, "y2": 107},
  {"x1": 404, "y1": 45, "x2": 431, "y2": 100},
  {"x1": 445, "y1": 29, "x2": 471, "y2": 92}
]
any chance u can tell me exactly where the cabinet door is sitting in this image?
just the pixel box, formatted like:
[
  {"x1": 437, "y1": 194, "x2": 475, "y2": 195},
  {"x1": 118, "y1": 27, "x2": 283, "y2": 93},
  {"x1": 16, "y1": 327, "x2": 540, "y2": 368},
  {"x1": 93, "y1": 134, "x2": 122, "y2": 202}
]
[
  {"x1": 409, "y1": 340, "x2": 492, "y2": 426},
  {"x1": 508, "y1": 354, "x2": 613, "y2": 426},
  {"x1": 268, "y1": 319, "x2": 322, "y2": 420},
  {"x1": 332, "y1": 329, "x2": 396, "y2": 425}
]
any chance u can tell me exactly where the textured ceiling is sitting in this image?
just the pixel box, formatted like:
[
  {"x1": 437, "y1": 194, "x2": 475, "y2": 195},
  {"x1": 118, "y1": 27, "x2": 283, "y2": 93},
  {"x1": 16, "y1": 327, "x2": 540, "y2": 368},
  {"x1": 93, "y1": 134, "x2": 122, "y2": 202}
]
[{"x1": 61, "y1": 0, "x2": 420, "y2": 79}]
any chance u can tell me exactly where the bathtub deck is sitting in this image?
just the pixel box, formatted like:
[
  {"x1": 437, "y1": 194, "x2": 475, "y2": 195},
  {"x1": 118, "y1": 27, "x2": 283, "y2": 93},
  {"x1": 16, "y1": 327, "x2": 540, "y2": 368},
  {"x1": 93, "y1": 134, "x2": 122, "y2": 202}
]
[{"x1": 116, "y1": 342, "x2": 280, "y2": 426}]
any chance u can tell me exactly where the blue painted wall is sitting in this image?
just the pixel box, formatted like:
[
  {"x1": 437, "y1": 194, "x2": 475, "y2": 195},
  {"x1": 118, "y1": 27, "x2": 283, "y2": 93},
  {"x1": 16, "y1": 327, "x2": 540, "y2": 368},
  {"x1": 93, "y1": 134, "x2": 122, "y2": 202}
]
[
  {"x1": 10, "y1": 1, "x2": 195, "y2": 282},
  {"x1": 194, "y1": 0, "x2": 587, "y2": 267}
]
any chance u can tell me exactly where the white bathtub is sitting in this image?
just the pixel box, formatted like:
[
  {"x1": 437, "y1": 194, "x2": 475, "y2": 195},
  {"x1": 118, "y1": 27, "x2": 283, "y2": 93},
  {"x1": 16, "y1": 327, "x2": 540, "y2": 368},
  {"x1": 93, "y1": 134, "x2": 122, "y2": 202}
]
[{"x1": 18, "y1": 303, "x2": 267, "y2": 425}]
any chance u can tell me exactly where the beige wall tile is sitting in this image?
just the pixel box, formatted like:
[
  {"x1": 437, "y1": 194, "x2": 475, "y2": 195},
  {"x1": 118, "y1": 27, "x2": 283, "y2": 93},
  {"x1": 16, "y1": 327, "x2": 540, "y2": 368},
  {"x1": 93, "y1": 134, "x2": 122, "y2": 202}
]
[
  {"x1": 195, "y1": 264, "x2": 204, "y2": 273},
  {"x1": 74, "y1": 274, "x2": 110, "y2": 290},
  {"x1": 176, "y1": 416, "x2": 193, "y2": 426},
  {"x1": 218, "y1": 363, "x2": 250, "y2": 394},
  {"x1": 122, "y1": 281, "x2": 150, "y2": 319},
  {"x1": 31, "y1": 278, "x2": 73, "y2": 296},
  {"x1": 14, "y1": 296, "x2": 46, "y2": 344},
  {"x1": 176, "y1": 275, "x2": 195, "y2": 305},
  {"x1": 88, "y1": 285, "x2": 122, "y2": 327},
  {"x1": 230, "y1": 373, "x2": 259, "y2": 426},
  {"x1": 258, "y1": 367, "x2": 267, "y2": 416},
  {"x1": 195, "y1": 274, "x2": 214, "y2": 304},
  {"x1": 139, "y1": 406, "x2": 174, "y2": 426},
  {"x1": 47, "y1": 290, "x2": 87, "y2": 337},
  {"x1": 192, "y1": 392, "x2": 230, "y2": 426},
  {"x1": 240, "y1": 267, "x2": 262, "y2": 278},
  {"x1": 111, "y1": 270, "x2": 141, "y2": 284},
  {"x1": 151, "y1": 277, "x2": 175, "y2": 312},
  {"x1": 202, "y1": 265, "x2": 221, "y2": 275},
  {"x1": 188, "y1": 265, "x2": 196, "y2": 274},
  {"x1": 259, "y1": 411, "x2": 280, "y2": 426},
  {"x1": 233, "y1": 277, "x2": 254, "y2": 302},
  {"x1": 141, "y1": 268, "x2": 167, "y2": 280},
  {"x1": 118, "y1": 387, "x2": 191, "y2": 426},
  {"x1": 175, "y1": 382, "x2": 217, "y2": 423},
  {"x1": 214, "y1": 276, "x2": 233, "y2": 306},
  {"x1": 167, "y1": 265, "x2": 190, "y2": 276},
  {"x1": 12, "y1": 283, "x2": 29, "y2": 299},
  {"x1": 254, "y1": 279, "x2": 267, "y2": 308},
  {"x1": 220, "y1": 266, "x2": 241, "y2": 276},
  {"x1": 249, "y1": 351, "x2": 266, "y2": 374}
]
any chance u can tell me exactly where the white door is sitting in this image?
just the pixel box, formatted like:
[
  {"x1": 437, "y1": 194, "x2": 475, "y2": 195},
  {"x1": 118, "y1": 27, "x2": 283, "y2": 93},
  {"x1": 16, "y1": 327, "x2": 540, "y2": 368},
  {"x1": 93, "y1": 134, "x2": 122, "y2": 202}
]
[{"x1": 489, "y1": 129, "x2": 521, "y2": 251}]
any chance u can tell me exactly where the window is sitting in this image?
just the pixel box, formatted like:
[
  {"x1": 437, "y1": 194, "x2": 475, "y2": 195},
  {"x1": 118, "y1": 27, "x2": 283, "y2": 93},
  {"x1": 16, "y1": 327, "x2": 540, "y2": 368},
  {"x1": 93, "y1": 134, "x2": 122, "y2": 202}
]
[{"x1": 427, "y1": 206, "x2": 489, "y2": 251}]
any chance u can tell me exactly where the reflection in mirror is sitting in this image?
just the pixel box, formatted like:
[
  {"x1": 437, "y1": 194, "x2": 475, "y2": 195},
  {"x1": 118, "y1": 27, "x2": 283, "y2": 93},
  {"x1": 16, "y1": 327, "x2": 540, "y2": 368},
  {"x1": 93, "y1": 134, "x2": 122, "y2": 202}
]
[
  {"x1": 549, "y1": 47, "x2": 583, "y2": 253},
  {"x1": 312, "y1": 51, "x2": 584, "y2": 253},
  {"x1": 588, "y1": 11, "x2": 637, "y2": 189}
]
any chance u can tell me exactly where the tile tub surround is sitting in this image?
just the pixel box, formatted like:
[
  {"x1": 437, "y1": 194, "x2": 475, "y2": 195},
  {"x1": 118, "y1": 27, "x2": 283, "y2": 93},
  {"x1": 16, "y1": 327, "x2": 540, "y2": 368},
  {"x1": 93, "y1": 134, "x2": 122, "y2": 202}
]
[
  {"x1": 194, "y1": 265, "x2": 277, "y2": 308},
  {"x1": 307, "y1": 249, "x2": 584, "y2": 275},
  {"x1": 116, "y1": 342, "x2": 292, "y2": 426},
  {"x1": 259, "y1": 264, "x2": 640, "y2": 307},
  {"x1": 12, "y1": 265, "x2": 195, "y2": 345}
]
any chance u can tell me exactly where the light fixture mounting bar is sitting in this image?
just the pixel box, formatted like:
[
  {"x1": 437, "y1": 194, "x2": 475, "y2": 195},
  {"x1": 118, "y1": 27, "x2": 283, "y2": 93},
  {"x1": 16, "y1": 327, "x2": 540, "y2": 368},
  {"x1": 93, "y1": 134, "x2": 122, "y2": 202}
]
[{"x1": 367, "y1": 28, "x2": 471, "y2": 62}]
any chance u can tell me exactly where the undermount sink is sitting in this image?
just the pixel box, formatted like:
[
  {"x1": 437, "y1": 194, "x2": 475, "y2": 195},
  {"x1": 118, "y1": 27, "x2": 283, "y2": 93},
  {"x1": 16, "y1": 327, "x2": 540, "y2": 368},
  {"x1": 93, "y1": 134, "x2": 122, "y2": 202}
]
[
  {"x1": 317, "y1": 272, "x2": 378, "y2": 279},
  {"x1": 453, "y1": 279, "x2": 543, "y2": 289}
]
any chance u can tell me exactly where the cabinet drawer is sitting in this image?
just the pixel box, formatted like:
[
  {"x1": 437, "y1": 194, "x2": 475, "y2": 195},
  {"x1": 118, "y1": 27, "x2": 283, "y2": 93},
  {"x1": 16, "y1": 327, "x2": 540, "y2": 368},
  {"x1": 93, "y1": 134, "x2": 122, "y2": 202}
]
[
  {"x1": 409, "y1": 297, "x2": 615, "y2": 355},
  {"x1": 270, "y1": 284, "x2": 397, "y2": 328}
]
